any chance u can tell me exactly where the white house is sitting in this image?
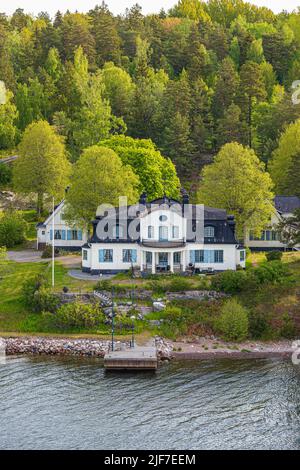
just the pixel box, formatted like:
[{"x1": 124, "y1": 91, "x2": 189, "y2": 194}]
[
  {"x1": 81, "y1": 194, "x2": 246, "y2": 274},
  {"x1": 246, "y1": 196, "x2": 300, "y2": 251},
  {"x1": 36, "y1": 200, "x2": 88, "y2": 250}
]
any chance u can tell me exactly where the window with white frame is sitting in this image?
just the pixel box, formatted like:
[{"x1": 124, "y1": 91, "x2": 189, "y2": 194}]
[
  {"x1": 122, "y1": 249, "x2": 137, "y2": 263},
  {"x1": 240, "y1": 250, "x2": 245, "y2": 261},
  {"x1": 159, "y1": 226, "x2": 168, "y2": 241},
  {"x1": 99, "y1": 249, "x2": 113, "y2": 263},
  {"x1": 83, "y1": 250, "x2": 88, "y2": 261},
  {"x1": 204, "y1": 226, "x2": 215, "y2": 238},
  {"x1": 148, "y1": 225, "x2": 154, "y2": 239},
  {"x1": 172, "y1": 226, "x2": 179, "y2": 238}
]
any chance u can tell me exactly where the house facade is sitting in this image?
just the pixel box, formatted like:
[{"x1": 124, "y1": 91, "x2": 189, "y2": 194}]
[
  {"x1": 245, "y1": 196, "x2": 300, "y2": 251},
  {"x1": 36, "y1": 200, "x2": 88, "y2": 250},
  {"x1": 81, "y1": 194, "x2": 246, "y2": 274}
]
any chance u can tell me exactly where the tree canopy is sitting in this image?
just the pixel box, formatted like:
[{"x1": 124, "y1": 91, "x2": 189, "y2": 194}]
[
  {"x1": 64, "y1": 145, "x2": 140, "y2": 227},
  {"x1": 98, "y1": 135, "x2": 181, "y2": 200},
  {"x1": 13, "y1": 120, "x2": 71, "y2": 214},
  {"x1": 197, "y1": 142, "x2": 274, "y2": 240}
]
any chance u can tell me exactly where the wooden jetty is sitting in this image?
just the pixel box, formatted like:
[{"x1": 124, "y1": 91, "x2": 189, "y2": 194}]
[{"x1": 104, "y1": 346, "x2": 158, "y2": 371}]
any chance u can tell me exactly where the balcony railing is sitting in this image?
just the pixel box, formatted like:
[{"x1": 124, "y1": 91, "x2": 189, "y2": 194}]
[{"x1": 140, "y1": 238, "x2": 186, "y2": 248}]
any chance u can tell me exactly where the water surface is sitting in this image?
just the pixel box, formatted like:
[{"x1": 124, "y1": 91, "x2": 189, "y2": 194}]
[{"x1": 1, "y1": 355, "x2": 300, "y2": 449}]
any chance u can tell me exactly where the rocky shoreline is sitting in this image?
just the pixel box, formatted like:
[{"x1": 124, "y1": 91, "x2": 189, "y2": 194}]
[
  {"x1": 1, "y1": 336, "x2": 173, "y2": 361},
  {"x1": 0, "y1": 336, "x2": 296, "y2": 362}
]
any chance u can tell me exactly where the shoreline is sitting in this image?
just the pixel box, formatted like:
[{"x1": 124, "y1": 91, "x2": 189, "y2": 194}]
[{"x1": 0, "y1": 335, "x2": 296, "y2": 361}]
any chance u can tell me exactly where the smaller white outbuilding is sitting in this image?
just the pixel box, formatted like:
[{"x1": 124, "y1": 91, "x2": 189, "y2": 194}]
[{"x1": 36, "y1": 200, "x2": 88, "y2": 251}]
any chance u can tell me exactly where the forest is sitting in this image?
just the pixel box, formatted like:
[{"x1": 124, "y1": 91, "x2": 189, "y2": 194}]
[{"x1": 1, "y1": 0, "x2": 300, "y2": 209}]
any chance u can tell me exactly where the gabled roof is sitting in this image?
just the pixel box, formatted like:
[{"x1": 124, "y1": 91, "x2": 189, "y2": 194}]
[
  {"x1": 274, "y1": 196, "x2": 300, "y2": 214},
  {"x1": 40, "y1": 200, "x2": 65, "y2": 226}
]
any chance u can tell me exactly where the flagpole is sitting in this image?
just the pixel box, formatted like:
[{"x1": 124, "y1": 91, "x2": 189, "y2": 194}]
[{"x1": 52, "y1": 196, "x2": 55, "y2": 288}]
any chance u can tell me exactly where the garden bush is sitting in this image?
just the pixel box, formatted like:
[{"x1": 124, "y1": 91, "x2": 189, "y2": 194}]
[
  {"x1": 266, "y1": 251, "x2": 283, "y2": 262},
  {"x1": 33, "y1": 286, "x2": 60, "y2": 313},
  {"x1": 252, "y1": 261, "x2": 286, "y2": 284},
  {"x1": 41, "y1": 246, "x2": 59, "y2": 258},
  {"x1": 94, "y1": 279, "x2": 112, "y2": 291},
  {"x1": 166, "y1": 277, "x2": 192, "y2": 292},
  {"x1": 0, "y1": 210, "x2": 27, "y2": 248},
  {"x1": 211, "y1": 270, "x2": 251, "y2": 294},
  {"x1": 22, "y1": 273, "x2": 48, "y2": 310},
  {"x1": 248, "y1": 310, "x2": 270, "y2": 340},
  {"x1": 216, "y1": 298, "x2": 249, "y2": 342},
  {"x1": 0, "y1": 163, "x2": 12, "y2": 186},
  {"x1": 43, "y1": 302, "x2": 105, "y2": 330}
]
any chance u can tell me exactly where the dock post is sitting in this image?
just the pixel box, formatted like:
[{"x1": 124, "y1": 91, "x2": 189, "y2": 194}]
[{"x1": 111, "y1": 287, "x2": 114, "y2": 352}]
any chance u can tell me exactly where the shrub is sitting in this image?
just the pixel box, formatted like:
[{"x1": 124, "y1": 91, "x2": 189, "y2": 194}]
[
  {"x1": 41, "y1": 246, "x2": 59, "y2": 258},
  {"x1": 252, "y1": 261, "x2": 286, "y2": 284},
  {"x1": 22, "y1": 273, "x2": 48, "y2": 310},
  {"x1": 146, "y1": 279, "x2": 169, "y2": 294},
  {"x1": 211, "y1": 270, "x2": 250, "y2": 294},
  {"x1": 94, "y1": 279, "x2": 112, "y2": 291},
  {"x1": 248, "y1": 311, "x2": 270, "y2": 339},
  {"x1": 216, "y1": 299, "x2": 249, "y2": 342},
  {"x1": 280, "y1": 313, "x2": 296, "y2": 339},
  {"x1": 43, "y1": 302, "x2": 105, "y2": 330},
  {"x1": 0, "y1": 210, "x2": 27, "y2": 248},
  {"x1": 166, "y1": 277, "x2": 191, "y2": 292},
  {"x1": 0, "y1": 163, "x2": 12, "y2": 186},
  {"x1": 33, "y1": 286, "x2": 60, "y2": 313},
  {"x1": 266, "y1": 251, "x2": 283, "y2": 262}
]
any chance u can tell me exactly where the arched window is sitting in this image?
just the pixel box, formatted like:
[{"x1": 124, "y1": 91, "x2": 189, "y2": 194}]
[
  {"x1": 204, "y1": 226, "x2": 215, "y2": 238},
  {"x1": 148, "y1": 225, "x2": 154, "y2": 239}
]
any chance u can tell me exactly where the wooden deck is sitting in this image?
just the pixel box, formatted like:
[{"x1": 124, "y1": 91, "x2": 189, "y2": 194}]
[{"x1": 104, "y1": 346, "x2": 158, "y2": 370}]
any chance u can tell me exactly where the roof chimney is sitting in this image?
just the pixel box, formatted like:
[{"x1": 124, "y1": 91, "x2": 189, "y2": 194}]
[{"x1": 139, "y1": 192, "x2": 147, "y2": 205}]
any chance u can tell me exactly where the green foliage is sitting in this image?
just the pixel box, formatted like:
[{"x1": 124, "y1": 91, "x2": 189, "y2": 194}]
[
  {"x1": 216, "y1": 298, "x2": 249, "y2": 342},
  {"x1": 0, "y1": 163, "x2": 12, "y2": 186},
  {"x1": 13, "y1": 120, "x2": 71, "y2": 215},
  {"x1": 198, "y1": 142, "x2": 274, "y2": 240},
  {"x1": 0, "y1": 90, "x2": 18, "y2": 150},
  {"x1": 253, "y1": 261, "x2": 287, "y2": 284},
  {"x1": 22, "y1": 272, "x2": 48, "y2": 311},
  {"x1": 99, "y1": 135, "x2": 180, "y2": 200},
  {"x1": 166, "y1": 277, "x2": 192, "y2": 292},
  {"x1": 270, "y1": 120, "x2": 300, "y2": 196},
  {"x1": 266, "y1": 251, "x2": 283, "y2": 262},
  {"x1": 43, "y1": 302, "x2": 105, "y2": 330},
  {"x1": 0, "y1": 210, "x2": 27, "y2": 248},
  {"x1": 211, "y1": 270, "x2": 250, "y2": 294},
  {"x1": 94, "y1": 279, "x2": 112, "y2": 291},
  {"x1": 33, "y1": 286, "x2": 60, "y2": 313},
  {"x1": 248, "y1": 310, "x2": 270, "y2": 340},
  {"x1": 64, "y1": 145, "x2": 140, "y2": 227}
]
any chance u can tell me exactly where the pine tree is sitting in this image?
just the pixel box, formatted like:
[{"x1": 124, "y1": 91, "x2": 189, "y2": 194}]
[
  {"x1": 89, "y1": 3, "x2": 121, "y2": 67},
  {"x1": 163, "y1": 112, "x2": 194, "y2": 174},
  {"x1": 216, "y1": 103, "x2": 248, "y2": 149},
  {"x1": 212, "y1": 57, "x2": 239, "y2": 119},
  {"x1": 239, "y1": 61, "x2": 267, "y2": 148}
]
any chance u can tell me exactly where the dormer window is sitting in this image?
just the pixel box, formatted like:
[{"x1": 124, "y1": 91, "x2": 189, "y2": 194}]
[{"x1": 204, "y1": 226, "x2": 215, "y2": 238}]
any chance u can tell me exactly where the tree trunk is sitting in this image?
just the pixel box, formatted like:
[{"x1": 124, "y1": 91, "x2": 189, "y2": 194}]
[
  {"x1": 248, "y1": 96, "x2": 252, "y2": 149},
  {"x1": 37, "y1": 192, "x2": 43, "y2": 217}
]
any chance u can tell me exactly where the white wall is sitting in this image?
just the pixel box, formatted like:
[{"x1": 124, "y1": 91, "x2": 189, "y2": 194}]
[
  {"x1": 37, "y1": 202, "x2": 88, "y2": 248},
  {"x1": 140, "y1": 208, "x2": 186, "y2": 241},
  {"x1": 88, "y1": 243, "x2": 140, "y2": 271},
  {"x1": 83, "y1": 242, "x2": 244, "y2": 271}
]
